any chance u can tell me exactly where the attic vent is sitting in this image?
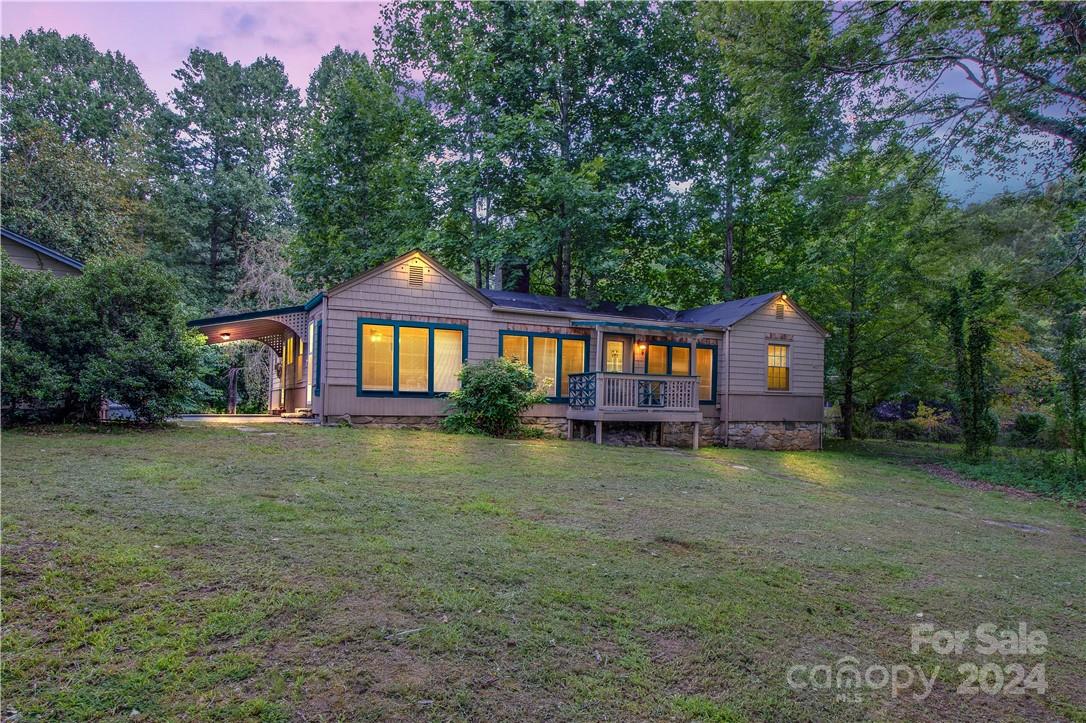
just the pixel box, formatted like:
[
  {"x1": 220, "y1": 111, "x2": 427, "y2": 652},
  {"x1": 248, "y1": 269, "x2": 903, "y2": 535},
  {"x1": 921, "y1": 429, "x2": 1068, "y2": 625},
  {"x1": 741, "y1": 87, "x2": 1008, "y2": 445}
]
[
  {"x1": 775, "y1": 301, "x2": 785, "y2": 320},
  {"x1": 408, "y1": 264, "x2": 424, "y2": 287}
]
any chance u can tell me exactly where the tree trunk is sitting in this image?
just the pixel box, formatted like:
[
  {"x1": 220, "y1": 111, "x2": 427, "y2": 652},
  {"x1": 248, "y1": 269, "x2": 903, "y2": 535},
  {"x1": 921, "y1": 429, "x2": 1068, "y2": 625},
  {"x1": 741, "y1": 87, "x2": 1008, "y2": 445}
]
[
  {"x1": 227, "y1": 367, "x2": 240, "y2": 415},
  {"x1": 840, "y1": 247, "x2": 860, "y2": 440},
  {"x1": 723, "y1": 181, "x2": 735, "y2": 298}
]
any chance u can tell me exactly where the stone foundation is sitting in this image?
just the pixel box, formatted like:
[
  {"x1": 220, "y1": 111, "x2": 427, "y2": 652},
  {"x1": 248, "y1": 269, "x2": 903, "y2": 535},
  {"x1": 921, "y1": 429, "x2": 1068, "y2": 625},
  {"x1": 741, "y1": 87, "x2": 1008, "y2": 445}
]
[
  {"x1": 726, "y1": 421, "x2": 821, "y2": 450},
  {"x1": 522, "y1": 416, "x2": 568, "y2": 437},
  {"x1": 336, "y1": 415, "x2": 444, "y2": 430}
]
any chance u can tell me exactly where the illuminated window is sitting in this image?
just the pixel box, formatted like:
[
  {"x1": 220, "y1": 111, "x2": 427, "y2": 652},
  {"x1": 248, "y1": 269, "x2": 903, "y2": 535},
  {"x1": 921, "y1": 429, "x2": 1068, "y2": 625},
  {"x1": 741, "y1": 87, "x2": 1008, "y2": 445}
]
[
  {"x1": 605, "y1": 340, "x2": 625, "y2": 372},
  {"x1": 671, "y1": 346, "x2": 690, "y2": 376},
  {"x1": 306, "y1": 321, "x2": 315, "y2": 405},
  {"x1": 499, "y1": 332, "x2": 587, "y2": 399},
  {"x1": 560, "y1": 339, "x2": 586, "y2": 396},
  {"x1": 433, "y1": 329, "x2": 463, "y2": 393},
  {"x1": 502, "y1": 335, "x2": 529, "y2": 363},
  {"x1": 398, "y1": 326, "x2": 429, "y2": 392},
  {"x1": 696, "y1": 347, "x2": 715, "y2": 402},
  {"x1": 533, "y1": 336, "x2": 558, "y2": 396},
  {"x1": 768, "y1": 344, "x2": 790, "y2": 391},
  {"x1": 647, "y1": 344, "x2": 668, "y2": 374},
  {"x1": 295, "y1": 335, "x2": 305, "y2": 383},
  {"x1": 362, "y1": 324, "x2": 394, "y2": 391}
]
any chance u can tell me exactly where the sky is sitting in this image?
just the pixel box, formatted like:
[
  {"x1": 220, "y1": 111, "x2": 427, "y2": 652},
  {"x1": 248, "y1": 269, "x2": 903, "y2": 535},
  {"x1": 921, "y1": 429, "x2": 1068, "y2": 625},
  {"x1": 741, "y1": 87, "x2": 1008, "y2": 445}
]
[{"x1": 2, "y1": 1, "x2": 1034, "y2": 201}]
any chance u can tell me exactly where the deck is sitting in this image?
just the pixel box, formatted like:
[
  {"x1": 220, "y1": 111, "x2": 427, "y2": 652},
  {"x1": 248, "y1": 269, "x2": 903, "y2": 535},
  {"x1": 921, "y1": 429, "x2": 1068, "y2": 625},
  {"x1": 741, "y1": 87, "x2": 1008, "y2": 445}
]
[{"x1": 566, "y1": 372, "x2": 703, "y2": 447}]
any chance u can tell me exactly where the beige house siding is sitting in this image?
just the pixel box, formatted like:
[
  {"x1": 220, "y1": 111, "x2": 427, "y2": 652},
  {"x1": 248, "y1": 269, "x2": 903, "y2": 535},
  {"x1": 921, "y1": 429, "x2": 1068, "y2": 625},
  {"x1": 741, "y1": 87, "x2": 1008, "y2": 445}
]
[
  {"x1": 2, "y1": 239, "x2": 81, "y2": 277},
  {"x1": 726, "y1": 297, "x2": 824, "y2": 395}
]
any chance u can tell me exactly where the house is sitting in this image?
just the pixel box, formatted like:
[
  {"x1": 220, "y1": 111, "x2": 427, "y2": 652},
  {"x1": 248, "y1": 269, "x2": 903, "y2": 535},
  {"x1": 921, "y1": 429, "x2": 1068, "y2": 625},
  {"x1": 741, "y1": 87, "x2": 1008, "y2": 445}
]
[
  {"x1": 1, "y1": 228, "x2": 84, "y2": 277},
  {"x1": 189, "y1": 249, "x2": 827, "y2": 449}
]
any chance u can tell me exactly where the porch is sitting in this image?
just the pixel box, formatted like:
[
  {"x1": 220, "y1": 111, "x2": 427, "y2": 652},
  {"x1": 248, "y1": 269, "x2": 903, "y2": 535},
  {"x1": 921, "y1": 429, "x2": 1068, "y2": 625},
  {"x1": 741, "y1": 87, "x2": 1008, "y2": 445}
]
[{"x1": 563, "y1": 319, "x2": 711, "y2": 448}]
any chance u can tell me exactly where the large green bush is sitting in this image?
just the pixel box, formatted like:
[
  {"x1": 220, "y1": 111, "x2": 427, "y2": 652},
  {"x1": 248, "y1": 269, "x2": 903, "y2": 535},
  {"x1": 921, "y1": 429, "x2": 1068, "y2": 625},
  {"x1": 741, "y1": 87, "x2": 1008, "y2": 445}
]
[
  {"x1": 1, "y1": 254, "x2": 202, "y2": 423},
  {"x1": 442, "y1": 358, "x2": 546, "y2": 437}
]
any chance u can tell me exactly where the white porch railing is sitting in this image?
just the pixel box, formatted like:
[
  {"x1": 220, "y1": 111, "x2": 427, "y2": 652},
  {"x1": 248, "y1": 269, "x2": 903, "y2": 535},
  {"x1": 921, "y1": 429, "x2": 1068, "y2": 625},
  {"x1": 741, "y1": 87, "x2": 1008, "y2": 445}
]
[{"x1": 567, "y1": 372, "x2": 699, "y2": 413}]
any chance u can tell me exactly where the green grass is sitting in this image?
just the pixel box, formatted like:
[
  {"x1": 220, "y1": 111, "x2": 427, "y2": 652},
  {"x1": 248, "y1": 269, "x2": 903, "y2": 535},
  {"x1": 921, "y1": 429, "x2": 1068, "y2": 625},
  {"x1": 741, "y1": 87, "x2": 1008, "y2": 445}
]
[
  {"x1": 827, "y1": 438, "x2": 1085, "y2": 501},
  {"x1": 3, "y1": 425, "x2": 1084, "y2": 721}
]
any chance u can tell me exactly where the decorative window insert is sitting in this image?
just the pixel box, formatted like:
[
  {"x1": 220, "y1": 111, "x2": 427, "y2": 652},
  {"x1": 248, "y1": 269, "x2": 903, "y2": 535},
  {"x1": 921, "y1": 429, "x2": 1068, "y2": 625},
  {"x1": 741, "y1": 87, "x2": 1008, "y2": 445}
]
[
  {"x1": 499, "y1": 331, "x2": 590, "y2": 401},
  {"x1": 646, "y1": 341, "x2": 717, "y2": 403},
  {"x1": 356, "y1": 319, "x2": 467, "y2": 396},
  {"x1": 605, "y1": 340, "x2": 625, "y2": 372},
  {"x1": 767, "y1": 343, "x2": 790, "y2": 391}
]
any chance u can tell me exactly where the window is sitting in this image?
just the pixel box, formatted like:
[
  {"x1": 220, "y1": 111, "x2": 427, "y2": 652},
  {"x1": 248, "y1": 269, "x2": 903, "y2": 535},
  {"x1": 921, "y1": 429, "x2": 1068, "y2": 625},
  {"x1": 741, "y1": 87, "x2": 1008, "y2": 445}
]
[
  {"x1": 398, "y1": 326, "x2": 429, "y2": 392},
  {"x1": 671, "y1": 346, "x2": 690, "y2": 376},
  {"x1": 499, "y1": 331, "x2": 589, "y2": 400},
  {"x1": 502, "y1": 335, "x2": 529, "y2": 363},
  {"x1": 646, "y1": 342, "x2": 716, "y2": 402},
  {"x1": 306, "y1": 321, "x2": 315, "y2": 404},
  {"x1": 314, "y1": 320, "x2": 323, "y2": 397},
  {"x1": 560, "y1": 339, "x2": 586, "y2": 396},
  {"x1": 696, "y1": 347, "x2": 715, "y2": 402},
  {"x1": 768, "y1": 344, "x2": 790, "y2": 391},
  {"x1": 647, "y1": 344, "x2": 668, "y2": 374},
  {"x1": 362, "y1": 324, "x2": 394, "y2": 391},
  {"x1": 295, "y1": 335, "x2": 305, "y2": 383},
  {"x1": 605, "y1": 340, "x2": 625, "y2": 372},
  {"x1": 358, "y1": 320, "x2": 466, "y2": 396},
  {"x1": 433, "y1": 329, "x2": 463, "y2": 393}
]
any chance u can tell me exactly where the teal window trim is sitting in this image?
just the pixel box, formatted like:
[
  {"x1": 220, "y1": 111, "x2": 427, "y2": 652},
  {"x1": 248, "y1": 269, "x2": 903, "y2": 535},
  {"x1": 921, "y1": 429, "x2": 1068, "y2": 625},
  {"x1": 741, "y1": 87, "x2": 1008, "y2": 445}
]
[
  {"x1": 356, "y1": 318, "x2": 469, "y2": 397},
  {"x1": 646, "y1": 341, "x2": 718, "y2": 404},
  {"x1": 314, "y1": 319, "x2": 323, "y2": 397},
  {"x1": 498, "y1": 330, "x2": 590, "y2": 402}
]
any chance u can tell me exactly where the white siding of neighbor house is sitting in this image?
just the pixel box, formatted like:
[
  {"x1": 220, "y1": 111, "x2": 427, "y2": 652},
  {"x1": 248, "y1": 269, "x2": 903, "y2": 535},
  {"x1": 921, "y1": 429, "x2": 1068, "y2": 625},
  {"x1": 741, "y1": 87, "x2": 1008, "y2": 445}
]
[{"x1": 2, "y1": 240, "x2": 81, "y2": 277}]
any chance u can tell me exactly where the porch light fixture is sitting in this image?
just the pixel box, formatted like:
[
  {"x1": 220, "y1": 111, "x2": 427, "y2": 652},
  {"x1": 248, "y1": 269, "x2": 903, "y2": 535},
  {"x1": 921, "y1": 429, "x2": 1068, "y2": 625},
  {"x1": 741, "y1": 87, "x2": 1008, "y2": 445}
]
[
  {"x1": 637, "y1": 342, "x2": 647, "y2": 354},
  {"x1": 220, "y1": 332, "x2": 231, "y2": 340}
]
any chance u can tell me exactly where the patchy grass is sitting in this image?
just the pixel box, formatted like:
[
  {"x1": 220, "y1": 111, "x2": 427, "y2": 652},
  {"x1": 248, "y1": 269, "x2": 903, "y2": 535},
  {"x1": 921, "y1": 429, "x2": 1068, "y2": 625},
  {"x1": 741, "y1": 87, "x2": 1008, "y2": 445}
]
[
  {"x1": 3, "y1": 425, "x2": 1084, "y2": 721},
  {"x1": 826, "y1": 439, "x2": 1085, "y2": 502}
]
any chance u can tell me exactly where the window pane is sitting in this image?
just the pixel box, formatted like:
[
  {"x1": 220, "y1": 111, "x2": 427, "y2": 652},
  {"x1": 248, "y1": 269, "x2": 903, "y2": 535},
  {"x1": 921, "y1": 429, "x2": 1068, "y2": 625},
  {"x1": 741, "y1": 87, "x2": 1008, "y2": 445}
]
[
  {"x1": 533, "y1": 336, "x2": 558, "y2": 396},
  {"x1": 362, "y1": 324, "x2": 394, "y2": 391},
  {"x1": 561, "y1": 339, "x2": 586, "y2": 396},
  {"x1": 671, "y1": 346, "x2": 690, "y2": 376},
  {"x1": 696, "y1": 347, "x2": 714, "y2": 401},
  {"x1": 306, "y1": 322, "x2": 315, "y2": 404},
  {"x1": 398, "y1": 326, "x2": 429, "y2": 392},
  {"x1": 605, "y1": 340, "x2": 624, "y2": 372},
  {"x1": 433, "y1": 329, "x2": 463, "y2": 393},
  {"x1": 503, "y1": 335, "x2": 529, "y2": 363},
  {"x1": 647, "y1": 345, "x2": 668, "y2": 375},
  {"x1": 768, "y1": 344, "x2": 789, "y2": 390}
]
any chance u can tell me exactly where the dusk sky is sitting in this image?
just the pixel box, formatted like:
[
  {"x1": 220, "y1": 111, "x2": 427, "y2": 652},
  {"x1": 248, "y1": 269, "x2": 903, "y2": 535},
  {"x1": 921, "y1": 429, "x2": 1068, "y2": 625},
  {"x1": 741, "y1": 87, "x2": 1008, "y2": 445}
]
[{"x1": 2, "y1": 1, "x2": 1033, "y2": 200}]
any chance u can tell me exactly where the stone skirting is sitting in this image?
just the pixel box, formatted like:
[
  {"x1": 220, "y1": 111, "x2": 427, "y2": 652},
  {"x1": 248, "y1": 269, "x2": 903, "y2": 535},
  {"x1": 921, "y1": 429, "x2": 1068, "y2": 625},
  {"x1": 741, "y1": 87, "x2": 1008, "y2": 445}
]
[
  {"x1": 334, "y1": 415, "x2": 443, "y2": 429},
  {"x1": 726, "y1": 421, "x2": 821, "y2": 450}
]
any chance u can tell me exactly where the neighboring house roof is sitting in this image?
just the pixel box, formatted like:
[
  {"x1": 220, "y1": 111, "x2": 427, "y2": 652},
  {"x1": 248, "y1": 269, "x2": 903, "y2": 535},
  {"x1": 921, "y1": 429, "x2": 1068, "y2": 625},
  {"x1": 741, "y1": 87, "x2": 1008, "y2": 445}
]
[{"x1": 1, "y1": 227, "x2": 85, "y2": 273}]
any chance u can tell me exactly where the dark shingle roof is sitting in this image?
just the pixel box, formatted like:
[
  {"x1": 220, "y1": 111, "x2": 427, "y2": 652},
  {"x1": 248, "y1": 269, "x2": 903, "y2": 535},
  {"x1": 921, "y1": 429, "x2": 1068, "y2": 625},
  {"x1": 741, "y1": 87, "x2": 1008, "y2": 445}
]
[
  {"x1": 676, "y1": 291, "x2": 783, "y2": 326},
  {"x1": 481, "y1": 289, "x2": 678, "y2": 321},
  {"x1": 481, "y1": 288, "x2": 786, "y2": 329}
]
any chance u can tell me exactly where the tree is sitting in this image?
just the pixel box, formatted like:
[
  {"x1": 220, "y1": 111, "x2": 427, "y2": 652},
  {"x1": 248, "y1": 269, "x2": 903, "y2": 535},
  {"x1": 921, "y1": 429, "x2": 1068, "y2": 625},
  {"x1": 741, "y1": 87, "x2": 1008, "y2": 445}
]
[
  {"x1": 703, "y1": 2, "x2": 1086, "y2": 178},
  {"x1": 803, "y1": 146, "x2": 950, "y2": 439},
  {"x1": 947, "y1": 270, "x2": 999, "y2": 460},
  {"x1": 1, "y1": 255, "x2": 202, "y2": 423},
  {"x1": 156, "y1": 49, "x2": 302, "y2": 303},
  {"x1": 1, "y1": 29, "x2": 159, "y2": 163},
  {"x1": 289, "y1": 49, "x2": 435, "y2": 288}
]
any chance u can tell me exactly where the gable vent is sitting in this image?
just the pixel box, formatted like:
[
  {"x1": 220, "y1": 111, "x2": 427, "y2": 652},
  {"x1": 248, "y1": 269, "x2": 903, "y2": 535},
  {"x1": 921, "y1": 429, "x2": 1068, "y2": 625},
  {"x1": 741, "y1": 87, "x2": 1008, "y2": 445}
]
[
  {"x1": 408, "y1": 264, "x2": 424, "y2": 288},
  {"x1": 775, "y1": 301, "x2": 785, "y2": 320}
]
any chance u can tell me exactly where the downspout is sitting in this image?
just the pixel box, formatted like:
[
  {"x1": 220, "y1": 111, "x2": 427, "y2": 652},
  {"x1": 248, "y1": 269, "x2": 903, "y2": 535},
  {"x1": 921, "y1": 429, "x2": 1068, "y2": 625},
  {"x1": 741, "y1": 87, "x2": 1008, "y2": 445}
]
[{"x1": 723, "y1": 327, "x2": 731, "y2": 446}]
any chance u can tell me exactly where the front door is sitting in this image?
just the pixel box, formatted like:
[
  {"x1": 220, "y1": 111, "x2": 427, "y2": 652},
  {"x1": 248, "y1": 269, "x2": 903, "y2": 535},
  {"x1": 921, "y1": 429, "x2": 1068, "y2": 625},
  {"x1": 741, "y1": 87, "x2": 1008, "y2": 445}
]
[{"x1": 603, "y1": 335, "x2": 631, "y2": 373}]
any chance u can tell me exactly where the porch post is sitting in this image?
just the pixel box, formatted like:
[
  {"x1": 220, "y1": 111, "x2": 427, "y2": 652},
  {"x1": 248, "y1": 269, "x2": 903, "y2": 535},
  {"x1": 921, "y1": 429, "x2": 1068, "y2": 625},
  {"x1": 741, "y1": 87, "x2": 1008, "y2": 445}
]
[
  {"x1": 595, "y1": 327, "x2": 604, "y2": 372},
  {"x1": 595, "y1": 420, "x2": 603, "y2": 444}
]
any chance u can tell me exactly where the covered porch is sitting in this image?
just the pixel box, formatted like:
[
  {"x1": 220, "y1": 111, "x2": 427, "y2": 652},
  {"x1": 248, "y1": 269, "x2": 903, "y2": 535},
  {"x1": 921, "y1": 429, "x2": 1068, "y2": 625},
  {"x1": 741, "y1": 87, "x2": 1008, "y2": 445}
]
[
  {"x1": 188, "y1": 303, "x2": 312, "y2": 415},
  {"x1": 566, "y1": 320, "x2": 711, "y2": 448}
]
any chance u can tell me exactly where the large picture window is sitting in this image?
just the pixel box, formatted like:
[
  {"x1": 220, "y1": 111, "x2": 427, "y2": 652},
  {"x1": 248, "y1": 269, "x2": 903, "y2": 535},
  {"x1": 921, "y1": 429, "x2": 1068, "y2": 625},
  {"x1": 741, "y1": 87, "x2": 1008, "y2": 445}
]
[
  {"x1": 646, "y1": 341, "x2": 716, "y2": 403},
  {"x1": 358, "y1": 320, "x2": 466, "y2": 396},
  {"x1": 306, "y1": 321, "x2": 315, "y2": 404},
  {"x1": 500, "y1": 331, "x2": 589, "y2": 400},
  {"x1": 767, "y1": 344, "x2": 790, "y2": 391}
]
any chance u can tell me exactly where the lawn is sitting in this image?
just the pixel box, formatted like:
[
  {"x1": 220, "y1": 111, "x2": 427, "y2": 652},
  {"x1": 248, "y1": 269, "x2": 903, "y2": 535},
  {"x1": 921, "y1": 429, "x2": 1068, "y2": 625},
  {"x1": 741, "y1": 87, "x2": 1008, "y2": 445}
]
[{"x1": 2, "y1": 425, "x2": 1084, "y2": 722}]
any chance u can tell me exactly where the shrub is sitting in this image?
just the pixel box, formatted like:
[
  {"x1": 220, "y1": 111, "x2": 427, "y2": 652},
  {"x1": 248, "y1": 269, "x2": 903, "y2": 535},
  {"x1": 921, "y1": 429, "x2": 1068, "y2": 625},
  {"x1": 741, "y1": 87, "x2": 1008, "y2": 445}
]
[
  {"x1": 1009, "y1": 412, "x2": 1048, "y2": 447},
  {"x1": 1, "y1": 254, "x2": 201, "y2": 424},
  {"x1": 442, "y1": 358, "x2": 546, "y2": 437}
]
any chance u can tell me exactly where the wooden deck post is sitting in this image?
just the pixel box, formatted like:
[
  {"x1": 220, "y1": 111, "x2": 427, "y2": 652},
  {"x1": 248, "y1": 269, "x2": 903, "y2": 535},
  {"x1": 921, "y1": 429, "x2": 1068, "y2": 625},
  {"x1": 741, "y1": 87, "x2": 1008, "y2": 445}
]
[
  {"x1": 567, "y1": 420, "x2": 573, "y2": 440},
  {"x1": 595, "y1": 420, "x2": 603, "y2": 444},
  {"x1": 692, "y1": 422, "x2": 700, "y2": 450}
]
